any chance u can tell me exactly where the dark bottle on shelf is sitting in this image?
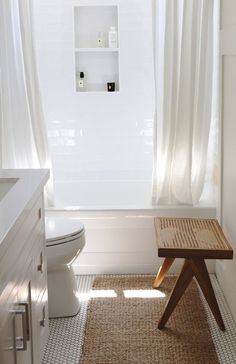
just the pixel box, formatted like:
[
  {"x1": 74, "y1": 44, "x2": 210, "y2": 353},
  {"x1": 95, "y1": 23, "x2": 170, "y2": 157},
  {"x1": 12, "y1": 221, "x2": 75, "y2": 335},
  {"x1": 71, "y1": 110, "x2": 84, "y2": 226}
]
[{"x1": 77, "y1": 71, "x2": 85, "y2": 91}]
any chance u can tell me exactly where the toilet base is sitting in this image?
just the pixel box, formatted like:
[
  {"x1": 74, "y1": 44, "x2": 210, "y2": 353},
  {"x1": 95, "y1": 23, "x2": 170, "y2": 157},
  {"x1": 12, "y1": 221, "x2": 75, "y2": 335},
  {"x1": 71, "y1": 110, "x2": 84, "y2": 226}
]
[{"x1": 47, "y1": 265, "x2": 80, "y2": 318}]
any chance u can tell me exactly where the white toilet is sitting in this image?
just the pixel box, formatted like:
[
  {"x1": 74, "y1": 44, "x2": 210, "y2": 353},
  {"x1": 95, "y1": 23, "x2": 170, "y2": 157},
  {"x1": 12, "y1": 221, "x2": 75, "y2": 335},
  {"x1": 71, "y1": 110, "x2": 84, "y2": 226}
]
[{"x1": 45, "y1": 217, "x2": 86, "y2": 318}]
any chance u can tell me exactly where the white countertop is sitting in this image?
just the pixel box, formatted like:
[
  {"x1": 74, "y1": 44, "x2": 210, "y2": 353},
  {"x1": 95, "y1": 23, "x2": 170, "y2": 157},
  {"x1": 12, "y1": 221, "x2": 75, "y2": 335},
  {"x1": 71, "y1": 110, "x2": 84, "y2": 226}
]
[{"x1": 0, "y1": 169, "x2": 49, "y2": 247}]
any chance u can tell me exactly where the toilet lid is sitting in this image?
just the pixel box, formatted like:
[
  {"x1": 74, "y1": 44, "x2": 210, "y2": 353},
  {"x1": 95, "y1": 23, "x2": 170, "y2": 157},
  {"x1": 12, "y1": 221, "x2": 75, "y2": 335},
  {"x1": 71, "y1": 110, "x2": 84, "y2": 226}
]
[{"x1": 45, "y1": 217, "x2": 84, "y2": 243}]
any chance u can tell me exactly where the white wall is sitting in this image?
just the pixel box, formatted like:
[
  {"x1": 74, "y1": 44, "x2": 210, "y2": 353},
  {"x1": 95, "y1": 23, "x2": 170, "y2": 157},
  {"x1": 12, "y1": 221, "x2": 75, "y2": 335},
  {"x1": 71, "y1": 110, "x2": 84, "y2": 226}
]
[
  {"x1": 32, "y1": 0, "x2": 155, "y2": 208},
  {"x1": 217, "y1": 0, "x2": 236, "y2": 321},
  {"x1": 34, "y1": 0, "x2": 219, "y2": 276}
]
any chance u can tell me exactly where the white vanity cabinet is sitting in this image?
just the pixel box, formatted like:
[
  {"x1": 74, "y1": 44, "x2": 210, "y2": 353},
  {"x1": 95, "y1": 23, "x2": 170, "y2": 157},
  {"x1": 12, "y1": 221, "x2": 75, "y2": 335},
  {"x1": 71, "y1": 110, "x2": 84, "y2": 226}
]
[{"x1": 0, "y1": 169, "x2": 49, "y2": 364}]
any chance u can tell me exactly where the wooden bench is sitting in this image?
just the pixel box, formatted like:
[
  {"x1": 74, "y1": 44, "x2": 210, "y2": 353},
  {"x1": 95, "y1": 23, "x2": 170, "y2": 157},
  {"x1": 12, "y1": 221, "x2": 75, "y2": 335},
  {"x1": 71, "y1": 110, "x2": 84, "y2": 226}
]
[{"x1": 153, "y1": 217, "x2": 233, "y2": 331}]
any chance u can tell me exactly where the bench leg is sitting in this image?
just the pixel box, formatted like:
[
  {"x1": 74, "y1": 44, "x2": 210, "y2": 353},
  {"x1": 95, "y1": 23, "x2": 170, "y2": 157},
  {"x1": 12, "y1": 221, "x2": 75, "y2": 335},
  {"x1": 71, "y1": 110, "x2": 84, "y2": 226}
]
[
  {"x1": 158, "y1": 259, "x2": 193, "y2": 329},
  {"x1": 153, "y1": 258, "x2": 175, "y2": 289},
  {"x1": 158, "y1": 258, "x2": 225, "y2": 331},
  {"x1": 190, "y1": 258, "x2": 225, "y2": 331}
]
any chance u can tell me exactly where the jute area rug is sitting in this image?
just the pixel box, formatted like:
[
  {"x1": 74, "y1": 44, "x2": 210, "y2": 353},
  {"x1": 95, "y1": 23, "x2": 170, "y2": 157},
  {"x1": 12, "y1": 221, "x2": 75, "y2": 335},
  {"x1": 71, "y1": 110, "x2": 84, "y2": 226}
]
[{"x1": 80, "y1": 276, "x2": 219, "y2": 364}]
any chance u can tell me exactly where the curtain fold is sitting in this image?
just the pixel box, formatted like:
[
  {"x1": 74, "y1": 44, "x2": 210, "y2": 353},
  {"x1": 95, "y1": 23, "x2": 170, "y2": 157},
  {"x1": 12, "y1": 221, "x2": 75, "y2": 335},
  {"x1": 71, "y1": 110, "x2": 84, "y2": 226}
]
[
  {"x1": 152, "y1": 0, "x2": 215, "y2": 205},
  {"x1": 0, "y1": 0, "x2": 53, "y2": 206}
]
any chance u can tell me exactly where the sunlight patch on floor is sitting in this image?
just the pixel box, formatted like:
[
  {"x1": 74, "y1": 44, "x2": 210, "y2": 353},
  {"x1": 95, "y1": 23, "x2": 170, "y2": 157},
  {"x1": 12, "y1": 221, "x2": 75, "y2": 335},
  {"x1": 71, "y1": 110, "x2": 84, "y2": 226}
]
[
  {"x1": 78, "y1": 289, "x2": 117, "y2": 301},
  {"x1": 123, "y1": 289, "x2": 166, "y2": 298}
]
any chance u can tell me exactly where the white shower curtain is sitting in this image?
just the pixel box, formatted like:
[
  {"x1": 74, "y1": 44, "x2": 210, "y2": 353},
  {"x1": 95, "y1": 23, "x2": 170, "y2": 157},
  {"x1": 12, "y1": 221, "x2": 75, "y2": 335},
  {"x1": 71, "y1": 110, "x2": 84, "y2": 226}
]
[
  {"x1": 152, "y1": 0, "x2": 217, "y2": 205},
  {"x1": 0, "y1": 0, "x2": 53, "y2": 205}
]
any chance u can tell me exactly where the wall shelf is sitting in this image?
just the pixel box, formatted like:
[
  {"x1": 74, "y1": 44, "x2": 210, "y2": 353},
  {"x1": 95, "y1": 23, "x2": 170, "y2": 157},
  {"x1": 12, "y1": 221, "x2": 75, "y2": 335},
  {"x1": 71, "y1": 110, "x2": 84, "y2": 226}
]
[{"x1": 74, "y1": 5, "x2": 119, "y2": 93}]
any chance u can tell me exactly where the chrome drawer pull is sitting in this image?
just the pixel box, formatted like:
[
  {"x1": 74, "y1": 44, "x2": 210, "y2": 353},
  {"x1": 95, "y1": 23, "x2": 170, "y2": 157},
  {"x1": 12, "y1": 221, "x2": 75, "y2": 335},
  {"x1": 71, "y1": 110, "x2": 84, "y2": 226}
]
[
  {"x1": 38, "y1": 207, "x2": 42, "y2": 219},
  {"x1": 12, "y1": 315, "x2": 17, "y2": 363},
  {"x1": 14, "y1": 304, "x2": 28, "y2": 351},
  {"x1": 19, "y1": 302, "x2": 30, "y2": 341},
  {"x1": 40, "y1": 306, "x2": 46, "y2": 327},
  {"x1": 37, "y1": 252, "x2": 44, "y2": 273}
]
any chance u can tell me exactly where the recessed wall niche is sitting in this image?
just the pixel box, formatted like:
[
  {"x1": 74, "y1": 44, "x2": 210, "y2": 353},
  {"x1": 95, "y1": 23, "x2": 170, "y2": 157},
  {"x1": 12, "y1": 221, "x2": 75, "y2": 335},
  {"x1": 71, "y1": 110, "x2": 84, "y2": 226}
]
[{"x1": 74, "y1": 5, "x2": 119, "y2": 92}]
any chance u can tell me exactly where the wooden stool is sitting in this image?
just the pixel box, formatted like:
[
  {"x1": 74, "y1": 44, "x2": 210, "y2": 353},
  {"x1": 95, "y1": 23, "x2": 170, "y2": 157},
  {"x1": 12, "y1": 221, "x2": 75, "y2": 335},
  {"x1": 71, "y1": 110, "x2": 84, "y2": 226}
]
[{"x1": 153, "y1": 217, "x2": 233, "y2": 331}]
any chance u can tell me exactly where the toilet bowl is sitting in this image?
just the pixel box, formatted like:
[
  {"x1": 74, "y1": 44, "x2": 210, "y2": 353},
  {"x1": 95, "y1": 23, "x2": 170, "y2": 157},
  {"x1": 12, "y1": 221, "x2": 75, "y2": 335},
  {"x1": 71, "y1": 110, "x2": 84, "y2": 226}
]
[{"x1": 45, "y1": 217, "x2": 85, "y2": 318}]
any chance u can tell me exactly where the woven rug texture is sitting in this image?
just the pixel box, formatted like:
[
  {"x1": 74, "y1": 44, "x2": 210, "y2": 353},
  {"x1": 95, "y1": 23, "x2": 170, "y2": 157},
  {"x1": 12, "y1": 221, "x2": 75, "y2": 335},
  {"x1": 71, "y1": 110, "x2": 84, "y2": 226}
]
[{"x1": 80, "y1": 276, "x2": 219, "y2": 364}]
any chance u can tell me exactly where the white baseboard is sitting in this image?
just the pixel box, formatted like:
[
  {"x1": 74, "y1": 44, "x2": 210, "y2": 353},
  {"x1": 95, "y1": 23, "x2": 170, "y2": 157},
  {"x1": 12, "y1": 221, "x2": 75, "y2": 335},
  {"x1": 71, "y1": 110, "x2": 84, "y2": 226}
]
[{"x1": 73, "y1": 263, "x2": 158, "y2": 275}]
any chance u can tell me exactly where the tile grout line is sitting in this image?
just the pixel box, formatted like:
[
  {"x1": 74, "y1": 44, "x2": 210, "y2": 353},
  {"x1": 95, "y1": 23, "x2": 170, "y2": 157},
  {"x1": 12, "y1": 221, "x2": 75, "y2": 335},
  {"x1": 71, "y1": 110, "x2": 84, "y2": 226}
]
[
  {"x1": 199, "y1": 275, "x2": 236, "y2": 364},
  {"x1": 42, "y1": 274, "x2": 236, "y2": 364}
]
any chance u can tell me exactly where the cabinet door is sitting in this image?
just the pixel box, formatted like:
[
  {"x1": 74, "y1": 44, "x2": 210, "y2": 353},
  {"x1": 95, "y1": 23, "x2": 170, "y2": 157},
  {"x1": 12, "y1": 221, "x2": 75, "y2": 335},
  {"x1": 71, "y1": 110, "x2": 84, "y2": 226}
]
[
  {"x1": 0, "y1": 304, "x2": 17, "y2": 364},
  {"x1": 15, "y1": 264, "x2": 34, "y2": 364}
]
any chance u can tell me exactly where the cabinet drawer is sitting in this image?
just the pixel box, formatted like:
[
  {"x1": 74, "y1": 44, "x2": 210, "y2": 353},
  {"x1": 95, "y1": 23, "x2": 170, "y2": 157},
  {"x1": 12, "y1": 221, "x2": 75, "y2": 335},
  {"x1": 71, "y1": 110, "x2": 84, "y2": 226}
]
[{"x1": 0, "y1": 197, "x2": 44, "y2": 293}]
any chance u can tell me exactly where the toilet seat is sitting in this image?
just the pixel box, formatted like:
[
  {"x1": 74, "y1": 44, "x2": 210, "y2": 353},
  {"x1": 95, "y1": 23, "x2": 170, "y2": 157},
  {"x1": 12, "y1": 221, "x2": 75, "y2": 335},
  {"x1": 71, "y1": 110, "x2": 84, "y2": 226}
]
[{"x1": 45, "y1": 217, "x2": 85, "y2": 247}]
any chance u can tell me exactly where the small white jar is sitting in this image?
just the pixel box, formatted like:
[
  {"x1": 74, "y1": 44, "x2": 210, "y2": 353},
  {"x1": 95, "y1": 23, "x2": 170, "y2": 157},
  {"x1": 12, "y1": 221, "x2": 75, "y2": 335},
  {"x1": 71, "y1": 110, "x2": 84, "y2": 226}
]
[{"x1": 108, "y1": 26, "x2": 118, "y2": 48}]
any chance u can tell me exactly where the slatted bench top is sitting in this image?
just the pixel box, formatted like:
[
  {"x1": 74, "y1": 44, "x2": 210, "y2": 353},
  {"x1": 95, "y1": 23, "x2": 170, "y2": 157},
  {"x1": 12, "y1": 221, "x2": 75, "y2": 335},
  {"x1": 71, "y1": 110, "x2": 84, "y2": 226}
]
[{"x1": 154, "y1": 217, "x2": 233, "y2": 259}]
